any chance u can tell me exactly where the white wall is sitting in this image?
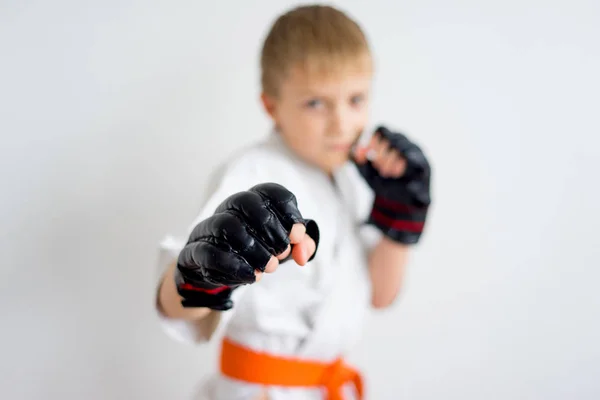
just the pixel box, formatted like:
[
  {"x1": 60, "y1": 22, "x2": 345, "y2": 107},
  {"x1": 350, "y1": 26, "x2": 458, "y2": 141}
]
[{"x1": 1, "y1": 0, "x2": 599, "y2": 399}]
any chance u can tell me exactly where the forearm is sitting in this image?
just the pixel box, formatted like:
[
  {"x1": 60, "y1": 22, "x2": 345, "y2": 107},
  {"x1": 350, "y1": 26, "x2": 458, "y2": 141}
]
[
  {"x1": 368, "y1": 237, "x2": 410, "y2": 308},
  {"x1": 157, "y1": 261, "x2": 213, "y2": 321}
]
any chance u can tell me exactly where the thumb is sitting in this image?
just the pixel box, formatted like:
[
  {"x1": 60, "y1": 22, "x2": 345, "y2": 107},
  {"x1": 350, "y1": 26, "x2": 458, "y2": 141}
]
[
  {"x1": 352, "y1": 144, "x2": 369, "y2": 165},
  {"x1": 291, "y1": 235, "x2": 316, "y2": 266}
]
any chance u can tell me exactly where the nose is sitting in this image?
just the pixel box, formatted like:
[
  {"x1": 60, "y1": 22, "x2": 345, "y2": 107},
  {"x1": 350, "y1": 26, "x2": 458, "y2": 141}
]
[{"x1": 327, "y1": 104, "x2": 351, "y2": 138}]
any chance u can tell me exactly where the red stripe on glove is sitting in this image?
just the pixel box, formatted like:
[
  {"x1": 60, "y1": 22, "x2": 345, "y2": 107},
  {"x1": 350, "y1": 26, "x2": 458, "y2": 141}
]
[
  {"x1": 179, "y1": 283, "x2": 229, "y2": 294},
  {"x1": 370, "y1": 208, "x2": 424, "y2": 232}
]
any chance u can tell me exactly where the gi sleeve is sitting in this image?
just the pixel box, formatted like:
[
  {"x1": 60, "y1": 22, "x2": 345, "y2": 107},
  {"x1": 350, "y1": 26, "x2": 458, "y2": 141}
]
[{"x1": 154, "y1": 154, "x2": 269, "y2": 344}]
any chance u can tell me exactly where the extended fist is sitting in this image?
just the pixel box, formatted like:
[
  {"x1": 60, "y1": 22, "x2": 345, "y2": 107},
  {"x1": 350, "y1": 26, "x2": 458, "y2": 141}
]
[
  {"x1": 175, "y1": 183, "x2": 320, "y2": 310},
  {"x1": 353, "y1": 126, "x2": 432, "y2": 244}
]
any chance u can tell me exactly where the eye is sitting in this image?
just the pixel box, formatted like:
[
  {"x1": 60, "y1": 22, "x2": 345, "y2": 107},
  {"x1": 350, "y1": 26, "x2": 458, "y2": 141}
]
[
  {"x1": 350, "y1": 94, "x2": 365, "y2": 106},
  {"x1": 305, "y1": 98, "x2": 323, "y2": 109}
]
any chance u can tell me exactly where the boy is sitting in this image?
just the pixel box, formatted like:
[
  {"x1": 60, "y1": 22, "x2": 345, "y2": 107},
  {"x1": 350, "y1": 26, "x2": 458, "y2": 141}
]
[{"x1": 155, "y1": 4, "x2": 431, "y2": 400}]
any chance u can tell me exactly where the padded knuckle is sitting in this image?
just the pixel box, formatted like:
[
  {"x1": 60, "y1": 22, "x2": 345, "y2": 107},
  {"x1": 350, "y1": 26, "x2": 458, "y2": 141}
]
[
  {"x1": 218, "y1": 190, "x2": 264, "y2": 213},
  {"x1": 250, "y1": 182, "x2": 296, "y2": 204}
]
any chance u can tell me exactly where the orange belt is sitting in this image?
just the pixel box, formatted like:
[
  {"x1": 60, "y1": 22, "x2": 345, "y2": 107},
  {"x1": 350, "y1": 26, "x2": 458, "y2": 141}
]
[{"x1": 220, "y1": 337, "x2": 364, "y2": 400}]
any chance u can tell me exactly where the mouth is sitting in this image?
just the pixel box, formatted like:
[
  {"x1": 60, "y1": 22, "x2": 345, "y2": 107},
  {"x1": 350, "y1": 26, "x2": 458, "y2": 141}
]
[{"x1": 327, "y1": 143, "x2": 353, "y2": 152}]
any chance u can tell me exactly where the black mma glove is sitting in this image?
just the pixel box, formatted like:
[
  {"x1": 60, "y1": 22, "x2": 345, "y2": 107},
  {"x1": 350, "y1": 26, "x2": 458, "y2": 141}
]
[
  {"x1": 174, "y1": 182, "x2": 320, "y2": 310},
  {"x1": 354, "y1": 126, "x2": 432, "y2": 244}
]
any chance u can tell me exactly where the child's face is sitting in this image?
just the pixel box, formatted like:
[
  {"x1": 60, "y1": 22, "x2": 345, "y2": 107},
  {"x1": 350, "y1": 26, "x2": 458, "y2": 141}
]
[{"x1": 262, "y1": 62, "x2": 372, "y2": 174}]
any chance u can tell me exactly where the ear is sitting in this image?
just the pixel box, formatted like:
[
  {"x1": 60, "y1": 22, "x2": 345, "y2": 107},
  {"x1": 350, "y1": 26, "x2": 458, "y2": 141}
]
[{"x1": 260, "y1": 92, "x2": 277, "y2": 120}]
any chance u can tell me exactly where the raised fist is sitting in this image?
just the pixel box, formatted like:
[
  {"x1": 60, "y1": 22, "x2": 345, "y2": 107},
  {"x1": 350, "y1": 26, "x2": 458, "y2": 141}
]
[
  {"x1": 353, "y1": 126, "x2": 432, "y2": 244},
  {"x1": 174, "y1": 183, "x2": 320, "y2": 310}
]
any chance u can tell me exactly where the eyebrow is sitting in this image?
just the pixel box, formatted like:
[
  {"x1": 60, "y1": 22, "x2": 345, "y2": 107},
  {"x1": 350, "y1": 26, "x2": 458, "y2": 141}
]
[{"x1": 296, "y1": 88, "x2": 368, "y2": 97}]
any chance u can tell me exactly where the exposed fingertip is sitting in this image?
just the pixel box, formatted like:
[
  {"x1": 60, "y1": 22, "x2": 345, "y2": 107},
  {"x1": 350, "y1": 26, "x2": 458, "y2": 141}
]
[
  {"x1": 289, "y1": 223, "x2": 306, "y2": 244},
  {"x1": 276, "y1": 244, "x2": 291, "y2": 260},
  {"x1": 264, "y1": 256, "x2": 279, "y2": 273}
]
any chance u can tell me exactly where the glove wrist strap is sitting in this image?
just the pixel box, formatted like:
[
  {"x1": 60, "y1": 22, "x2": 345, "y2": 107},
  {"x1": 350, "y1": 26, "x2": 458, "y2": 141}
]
[
  {"x1": 174, "y1": 268, "x2": 235, "y2": 310},
  {"x1": 369, "y1": 195, "x2": 428, "y2": 245}
]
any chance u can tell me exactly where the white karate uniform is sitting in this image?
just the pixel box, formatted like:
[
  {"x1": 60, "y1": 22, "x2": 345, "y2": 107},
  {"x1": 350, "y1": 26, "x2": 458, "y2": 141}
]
[{"x1": 156, "y1": 131, "x2": 383, "y2": 400}]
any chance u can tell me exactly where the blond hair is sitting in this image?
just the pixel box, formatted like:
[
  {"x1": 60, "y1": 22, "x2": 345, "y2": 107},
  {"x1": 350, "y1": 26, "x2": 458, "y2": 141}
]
[{"x1": 260, "y1": 5, "x2": 372, "y2": 97}]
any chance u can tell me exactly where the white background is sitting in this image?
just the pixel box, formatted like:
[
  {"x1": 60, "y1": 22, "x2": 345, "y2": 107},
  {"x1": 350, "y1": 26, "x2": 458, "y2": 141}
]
[{"x1": 1, "y1": 0, "x2": 599, "y2": 399}]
